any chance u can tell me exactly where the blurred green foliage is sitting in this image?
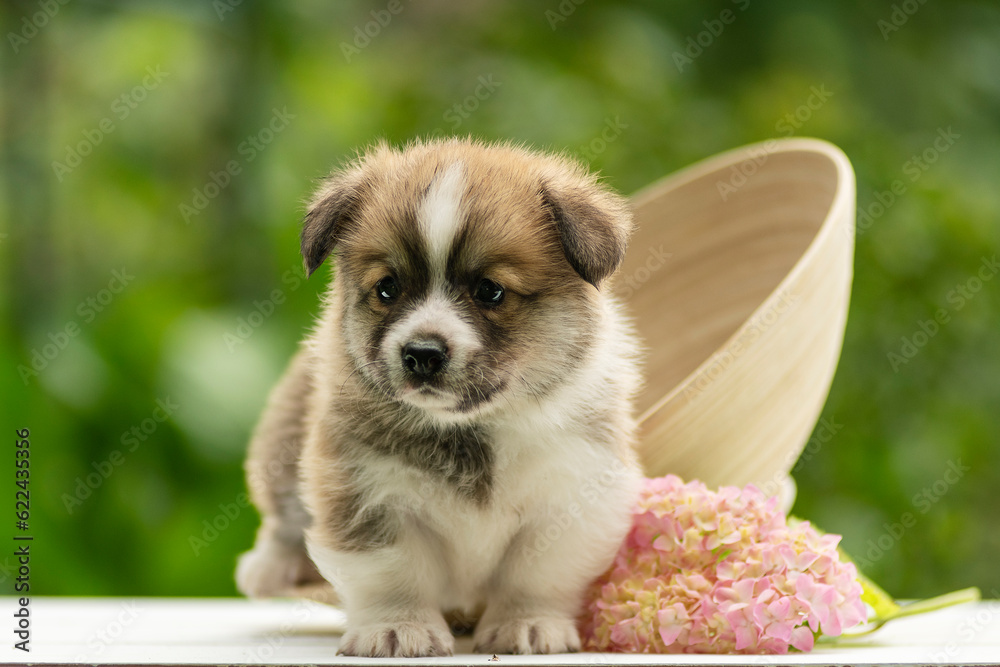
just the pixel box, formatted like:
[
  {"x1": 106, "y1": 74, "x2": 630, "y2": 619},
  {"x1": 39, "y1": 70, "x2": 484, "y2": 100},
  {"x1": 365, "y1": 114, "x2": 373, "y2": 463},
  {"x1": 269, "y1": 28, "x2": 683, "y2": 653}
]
[{"x1": 1, "y1": 0, "x2": 998, "y2": 600}]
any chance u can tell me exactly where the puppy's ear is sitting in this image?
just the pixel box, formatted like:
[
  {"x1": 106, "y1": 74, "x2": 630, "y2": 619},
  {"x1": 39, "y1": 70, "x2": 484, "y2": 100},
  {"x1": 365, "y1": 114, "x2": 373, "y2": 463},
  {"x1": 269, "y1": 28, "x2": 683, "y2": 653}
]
[
  {"x1": 540, "y1": 172, "x2": 633, "y2": 287},
  {"x1": 301, "y1": 168, "x2": 367, "y2": 277}
]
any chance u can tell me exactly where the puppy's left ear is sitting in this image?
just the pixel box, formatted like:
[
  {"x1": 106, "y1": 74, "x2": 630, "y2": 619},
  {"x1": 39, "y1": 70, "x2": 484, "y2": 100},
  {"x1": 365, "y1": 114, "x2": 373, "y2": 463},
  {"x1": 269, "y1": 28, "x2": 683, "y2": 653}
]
[
  {"x1": 540, "y1": 171, "x2": 634, "y2": 287},
  {"x1": 300, "y1": 167, "x2": 367, "y2": 277}
]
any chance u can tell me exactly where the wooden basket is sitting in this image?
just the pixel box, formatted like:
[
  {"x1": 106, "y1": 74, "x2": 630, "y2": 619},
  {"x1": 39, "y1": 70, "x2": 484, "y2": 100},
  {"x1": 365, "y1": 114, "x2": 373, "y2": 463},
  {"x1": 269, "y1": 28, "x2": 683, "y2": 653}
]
[{"x1": 619, "y1": 138, "x2": 855, "y2": 495}]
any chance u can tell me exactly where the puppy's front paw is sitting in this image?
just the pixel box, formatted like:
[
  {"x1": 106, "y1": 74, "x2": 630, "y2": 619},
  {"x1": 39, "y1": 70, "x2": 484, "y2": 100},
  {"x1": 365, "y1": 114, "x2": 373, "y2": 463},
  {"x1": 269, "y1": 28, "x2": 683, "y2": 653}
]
[
  {"x1": 474, "y1": 616, "x2": 581, "y2": 654},
  {"x1": 338, "y1": 622, "x2": 454, "y2": 658},
  {"x1": 236, "y1": 540, "x2": 311, "y2": 598}
]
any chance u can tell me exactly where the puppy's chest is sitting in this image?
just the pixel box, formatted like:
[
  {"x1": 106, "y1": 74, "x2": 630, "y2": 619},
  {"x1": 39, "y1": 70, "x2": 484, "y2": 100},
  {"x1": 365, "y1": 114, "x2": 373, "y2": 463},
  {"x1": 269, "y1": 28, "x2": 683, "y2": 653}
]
[
  {"x1": 410, "y1": 419, "x2": 597, "y2": 539},
  {"x1": 404, "y1": 423, "x2": 587, "y2": 587}
]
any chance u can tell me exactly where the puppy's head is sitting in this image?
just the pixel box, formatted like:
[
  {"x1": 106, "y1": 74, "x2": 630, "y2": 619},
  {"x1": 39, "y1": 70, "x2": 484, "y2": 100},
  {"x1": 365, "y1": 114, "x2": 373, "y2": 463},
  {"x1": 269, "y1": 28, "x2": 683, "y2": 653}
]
[{"x1": 302, "y1": 139, "x2": 632, "y2": 420}]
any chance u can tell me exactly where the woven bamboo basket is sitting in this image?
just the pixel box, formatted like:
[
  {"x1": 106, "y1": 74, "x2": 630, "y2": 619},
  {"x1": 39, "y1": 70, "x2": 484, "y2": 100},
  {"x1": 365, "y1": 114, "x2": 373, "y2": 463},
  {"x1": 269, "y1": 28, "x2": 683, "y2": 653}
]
[{"x1": 620, "y1": 138, "x2": 855, "y2": 497}]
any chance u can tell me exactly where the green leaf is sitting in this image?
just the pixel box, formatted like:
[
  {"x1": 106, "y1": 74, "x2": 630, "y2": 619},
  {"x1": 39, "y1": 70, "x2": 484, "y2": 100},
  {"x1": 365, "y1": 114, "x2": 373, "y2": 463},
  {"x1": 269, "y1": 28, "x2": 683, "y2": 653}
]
[{"x1": 835, "y1": 547, "x2": 980, "y2": 637}]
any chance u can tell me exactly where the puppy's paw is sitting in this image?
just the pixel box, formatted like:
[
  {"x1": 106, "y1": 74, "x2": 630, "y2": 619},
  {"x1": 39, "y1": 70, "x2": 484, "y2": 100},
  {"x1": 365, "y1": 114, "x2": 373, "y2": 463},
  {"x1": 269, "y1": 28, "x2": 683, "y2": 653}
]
[
  {"x1": 235, "y1": 540, "x2": 310, "y2": 598},
  {"x1": 338, "y1": 621, "x2": 454, "y2": 657},
  {"x1": 474, "y1": 616, "x2": 581, "y2": 654}
]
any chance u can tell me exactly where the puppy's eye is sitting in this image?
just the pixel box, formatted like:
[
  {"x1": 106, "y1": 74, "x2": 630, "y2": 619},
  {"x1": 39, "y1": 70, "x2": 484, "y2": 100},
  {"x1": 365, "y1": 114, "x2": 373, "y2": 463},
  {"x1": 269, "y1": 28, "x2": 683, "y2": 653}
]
[
  {"x1": 473, "y1": 278, "x2": 504, "y2": 306},
  {"x1": 375, "y1": 276, "x2": 399, "y2": 303}
]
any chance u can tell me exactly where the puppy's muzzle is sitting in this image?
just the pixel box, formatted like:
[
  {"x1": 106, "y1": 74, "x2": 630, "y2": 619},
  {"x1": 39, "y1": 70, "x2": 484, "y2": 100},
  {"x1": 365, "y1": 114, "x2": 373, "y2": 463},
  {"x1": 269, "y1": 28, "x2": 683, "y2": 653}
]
[{"x1": 401, "y1": 339, "x2": 448, "y2": 378}]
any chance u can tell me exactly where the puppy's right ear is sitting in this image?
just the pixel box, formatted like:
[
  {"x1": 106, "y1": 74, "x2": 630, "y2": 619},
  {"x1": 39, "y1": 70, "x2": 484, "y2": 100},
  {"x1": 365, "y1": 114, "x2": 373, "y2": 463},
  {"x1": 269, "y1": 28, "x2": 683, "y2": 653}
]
[{"x1": 300, "y1": 168, "x2": 367, "y2": 277}]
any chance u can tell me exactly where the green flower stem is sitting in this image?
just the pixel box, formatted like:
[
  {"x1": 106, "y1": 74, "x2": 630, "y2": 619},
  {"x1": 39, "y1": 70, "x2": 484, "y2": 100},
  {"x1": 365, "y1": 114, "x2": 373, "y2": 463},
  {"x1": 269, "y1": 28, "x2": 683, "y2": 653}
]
[
  {"x1": 813, "y1": 533, "x2": 983, "y2": 642},
  {"x1": 849, "y1": 585, "x2": 982, "y2": 636}
]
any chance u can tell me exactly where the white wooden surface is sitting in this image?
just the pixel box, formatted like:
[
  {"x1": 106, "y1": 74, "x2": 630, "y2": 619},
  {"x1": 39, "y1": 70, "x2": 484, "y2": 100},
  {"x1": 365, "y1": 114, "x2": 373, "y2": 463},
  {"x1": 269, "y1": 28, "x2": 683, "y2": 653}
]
[{"x1": 3, "y1": 596, "x2": 999, "y2": 666}]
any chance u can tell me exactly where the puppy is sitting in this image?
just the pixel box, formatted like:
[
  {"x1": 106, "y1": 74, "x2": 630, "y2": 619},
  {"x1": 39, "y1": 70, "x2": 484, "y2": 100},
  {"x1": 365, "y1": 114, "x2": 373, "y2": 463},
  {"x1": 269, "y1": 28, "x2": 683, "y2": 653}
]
[{"x1": 236, "y1": 138, "x2": 642, "y2": 657}]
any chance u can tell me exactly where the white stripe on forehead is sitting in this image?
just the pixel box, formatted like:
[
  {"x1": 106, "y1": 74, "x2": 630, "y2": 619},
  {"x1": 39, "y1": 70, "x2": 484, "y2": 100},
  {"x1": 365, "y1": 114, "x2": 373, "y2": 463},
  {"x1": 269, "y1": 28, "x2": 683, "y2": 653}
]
[{"x1": 418, "y1": 162, "x2": 466, "y2": 272}]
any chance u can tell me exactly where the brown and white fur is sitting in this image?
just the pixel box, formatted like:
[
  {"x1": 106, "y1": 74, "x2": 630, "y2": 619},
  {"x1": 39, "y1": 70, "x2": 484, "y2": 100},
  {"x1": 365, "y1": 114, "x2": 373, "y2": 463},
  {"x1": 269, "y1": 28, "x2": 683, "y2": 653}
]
[{"x1": 236, "y1": 138, "x2": 643, "y2": 657}]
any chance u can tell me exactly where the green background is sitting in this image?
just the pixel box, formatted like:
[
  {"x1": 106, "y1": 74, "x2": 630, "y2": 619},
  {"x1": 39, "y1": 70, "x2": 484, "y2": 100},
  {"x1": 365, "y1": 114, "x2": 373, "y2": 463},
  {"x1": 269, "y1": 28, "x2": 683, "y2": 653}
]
[{"x1": 1, "y1": 0, "x2": 998, "y2": 600}]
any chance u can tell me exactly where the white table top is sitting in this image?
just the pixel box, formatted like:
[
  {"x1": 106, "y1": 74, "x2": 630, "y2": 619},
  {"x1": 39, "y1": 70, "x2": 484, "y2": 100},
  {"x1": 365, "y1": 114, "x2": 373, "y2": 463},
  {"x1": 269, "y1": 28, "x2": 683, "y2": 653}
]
[{"x1": 3, "y1": 596, "x2": 998, "y2": 666}]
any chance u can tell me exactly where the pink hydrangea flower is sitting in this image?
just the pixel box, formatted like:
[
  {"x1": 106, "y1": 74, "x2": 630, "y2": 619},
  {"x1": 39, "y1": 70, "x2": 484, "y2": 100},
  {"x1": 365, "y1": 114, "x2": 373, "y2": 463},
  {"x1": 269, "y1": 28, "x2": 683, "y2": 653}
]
[{"x1": 579, "y1": 475, "x2": 866, "y2": 654}]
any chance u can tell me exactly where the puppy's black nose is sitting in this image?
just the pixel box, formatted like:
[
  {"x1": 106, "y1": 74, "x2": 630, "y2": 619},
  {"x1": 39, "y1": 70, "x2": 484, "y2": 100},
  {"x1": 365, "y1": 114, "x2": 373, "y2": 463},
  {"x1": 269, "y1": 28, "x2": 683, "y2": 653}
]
[{"x1": 402, "y1": 341, "x2": 447, "y2": 377}]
